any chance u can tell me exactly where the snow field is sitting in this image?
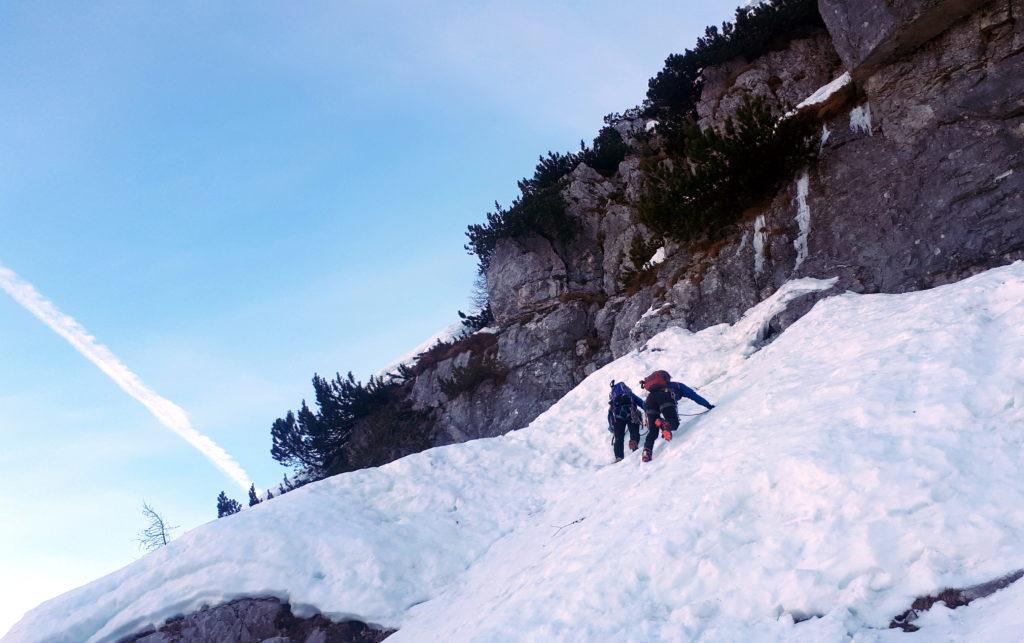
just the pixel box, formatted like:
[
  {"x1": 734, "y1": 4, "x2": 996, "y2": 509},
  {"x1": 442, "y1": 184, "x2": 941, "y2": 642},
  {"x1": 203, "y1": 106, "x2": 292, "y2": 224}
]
[
  {"x1": 8, "y1": 265, "x2": 1024, "y2": 642},
  {"x1": 398, "y1": 270, "x2": 1024, "y2": 641}
]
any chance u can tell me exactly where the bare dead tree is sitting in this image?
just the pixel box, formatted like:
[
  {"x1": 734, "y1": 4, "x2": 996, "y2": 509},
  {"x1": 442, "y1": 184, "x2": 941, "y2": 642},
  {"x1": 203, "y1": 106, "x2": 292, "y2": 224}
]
[
  {"x1": 470, "y1": 273, "x2": 490, "y2": 311},
  {"x1": 136, "y1": 502, "x2": 178, "y2": 551}
]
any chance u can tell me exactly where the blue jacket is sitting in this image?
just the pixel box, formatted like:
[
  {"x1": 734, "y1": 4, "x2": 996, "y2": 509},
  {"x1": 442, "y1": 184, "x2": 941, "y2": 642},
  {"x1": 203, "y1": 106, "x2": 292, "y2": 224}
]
[
  {"x1": 608, "y1": 391, "x2": 645, "y2": 426},
  {"x1": 667, "y1": 381, "x2": 714, "y2": 410}
]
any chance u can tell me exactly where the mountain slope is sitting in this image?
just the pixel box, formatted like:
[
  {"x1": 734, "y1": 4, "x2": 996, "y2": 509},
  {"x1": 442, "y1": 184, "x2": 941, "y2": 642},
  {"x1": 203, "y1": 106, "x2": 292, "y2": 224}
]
[{"x1": 8, "y1": 264, "x2": 1024, "y2": 642}]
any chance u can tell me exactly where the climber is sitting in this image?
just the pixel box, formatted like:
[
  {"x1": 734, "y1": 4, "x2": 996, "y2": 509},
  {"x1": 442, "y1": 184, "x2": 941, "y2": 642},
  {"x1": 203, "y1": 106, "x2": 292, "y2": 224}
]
[
  {"x1": 639, "y1": 370, "x2": 714, "y2": 462},
  {"x1": 607, "y1": 380, "x2": 645, "y2": 462}
]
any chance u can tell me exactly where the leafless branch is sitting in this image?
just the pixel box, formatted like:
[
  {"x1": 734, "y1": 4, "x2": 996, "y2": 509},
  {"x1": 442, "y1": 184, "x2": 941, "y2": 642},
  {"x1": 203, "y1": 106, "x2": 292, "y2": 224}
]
[{"x1": 136, "y1": 502, "x2": 178, "y2": 551}]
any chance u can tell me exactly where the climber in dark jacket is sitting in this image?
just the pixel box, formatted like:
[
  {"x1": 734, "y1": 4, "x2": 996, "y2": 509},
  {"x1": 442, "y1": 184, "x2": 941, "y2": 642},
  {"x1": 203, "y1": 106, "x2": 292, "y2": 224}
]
[
  {"x1": 640, "y1": 370, "x2": 714, "y2": 462},
  {"x1": 607, "y1": 381, "x2": 645, "y2": 462}
]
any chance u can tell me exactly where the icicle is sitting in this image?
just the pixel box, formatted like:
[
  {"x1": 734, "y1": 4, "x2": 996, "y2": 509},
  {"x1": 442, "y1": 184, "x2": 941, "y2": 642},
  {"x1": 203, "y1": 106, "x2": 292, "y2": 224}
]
[
  {"x1": 753, "y1": 215, "x2": 767, "y2": 276},
  {"x1": 793, "y1": 172, "x2": 811, "y2": 269},
  {"x1": 850, "y1": 104, "x2": 872, "y2": 135}
]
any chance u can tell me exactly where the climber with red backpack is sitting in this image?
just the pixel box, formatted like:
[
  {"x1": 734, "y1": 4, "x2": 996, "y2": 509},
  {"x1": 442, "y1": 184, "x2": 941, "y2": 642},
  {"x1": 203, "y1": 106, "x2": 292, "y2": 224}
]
[
  {"x1": 639, "y1": 370, "x2": 714, "y2": 462},
  {"x1": 607, "y1": 380, "x2": 645, "y2": 462}
]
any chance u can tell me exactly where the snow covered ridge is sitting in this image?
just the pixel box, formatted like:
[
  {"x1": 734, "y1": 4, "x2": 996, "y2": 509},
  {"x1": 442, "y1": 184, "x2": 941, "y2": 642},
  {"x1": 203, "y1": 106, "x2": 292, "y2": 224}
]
[
  {"x1": 10, "y1": 264, "x2": 1024, "y2": 642},
  {"x1": 375, "y1": 320, "x2": 465, "y2": 379}
]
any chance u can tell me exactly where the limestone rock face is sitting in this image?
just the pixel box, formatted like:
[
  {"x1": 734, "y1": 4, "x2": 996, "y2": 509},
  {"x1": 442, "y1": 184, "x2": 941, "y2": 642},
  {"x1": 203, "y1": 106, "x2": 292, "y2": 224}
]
[
  {"x1": 818, "y1": 0, "x2": 995, "y2": 75},
  {"x1": 697, "y1": 32, "x2": 843, "y2": 131},
  {"x1": 801, "y1": 0, "x2": 1024, "y2": 293},
  {"x1": 485, "y1": 234, "x2": 566, "y2": 324}
]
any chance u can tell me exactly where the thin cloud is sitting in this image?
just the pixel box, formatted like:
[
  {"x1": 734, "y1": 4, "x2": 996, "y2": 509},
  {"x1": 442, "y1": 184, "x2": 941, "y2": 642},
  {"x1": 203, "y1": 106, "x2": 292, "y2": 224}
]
[{"x1": 0, "y1": 263, "x2": 252, "y2": 491}]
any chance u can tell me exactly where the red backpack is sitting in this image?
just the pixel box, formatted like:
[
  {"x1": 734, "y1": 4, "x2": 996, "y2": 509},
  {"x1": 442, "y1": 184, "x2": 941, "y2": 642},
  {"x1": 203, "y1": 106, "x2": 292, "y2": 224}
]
[{"x1": 641, "y1": 370, "x2": 671, "y2": 391}]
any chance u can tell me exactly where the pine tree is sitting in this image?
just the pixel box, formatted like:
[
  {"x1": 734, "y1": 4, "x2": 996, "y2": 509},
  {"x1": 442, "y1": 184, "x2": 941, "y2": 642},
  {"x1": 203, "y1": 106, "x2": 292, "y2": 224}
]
[
  {"x1": 265, "y1": 489, "x2": 274, "y2": 500},
  {"x1": 216, "y1": 491, "x2": 242, "y2": 518},
  {"x1": 518, "y1": 151, "x2": 579, "y2": 196},
  {"x1": 278, "y1": 473, "x2": 292, "y2": 495},
  {"x1": 582, "y1": 126, "x2": 630, "y2": 177},
  {"x1": 639, "y1": 96, "x2": 818, "y2": 244},
  {"x1": 270, "y1": 372, "x2": 403, "y2": 479},
  {"x1": 457, "y1": 304, "x2": 495, "y2": 332},
  {"x1": 271, "y1": 380, "x2": 347, "y2": 478},
  {"x1": 464, "y1": 152, "x2": 579, "y2": 274},
  {"x1": 248, "y1": 483, "x2": 261, "y2": 507},
  {"x1": 646, "y1": 0, "x2": 824, "y2": 115}
]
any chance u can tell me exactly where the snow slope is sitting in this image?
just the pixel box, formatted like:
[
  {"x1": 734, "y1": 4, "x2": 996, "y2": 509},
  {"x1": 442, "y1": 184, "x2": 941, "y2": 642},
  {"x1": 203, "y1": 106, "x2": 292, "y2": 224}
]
[{"x1": 8, "y1": 264, "x2": 1024, "y2": 642}]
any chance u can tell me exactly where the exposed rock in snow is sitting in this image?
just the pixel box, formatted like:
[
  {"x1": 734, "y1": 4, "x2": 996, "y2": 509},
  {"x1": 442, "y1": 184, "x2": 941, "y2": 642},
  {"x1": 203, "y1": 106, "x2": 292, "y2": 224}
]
[
  {"x1": 119, "y1": 598, "x2": 393, "y2": 643},
  {"x1": 888, "y1": 569, "x2": 1024, "y2": 632},
  {"x1": 870, "y1": 574, "x2": 1024, "y2": 641}
]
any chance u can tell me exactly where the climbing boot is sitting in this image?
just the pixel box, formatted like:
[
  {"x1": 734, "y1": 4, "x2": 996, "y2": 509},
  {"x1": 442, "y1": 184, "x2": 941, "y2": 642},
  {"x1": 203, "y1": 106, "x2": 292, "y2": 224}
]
[
  {"x1": 662, "y1": 429, "x2": 673, "y2": 442},
  {"x1": 628, "y1": 439, "x2": 638, "y2": 452},
  {"x1": 641, "y1": 448, "x2": 652, "y2": 463}
]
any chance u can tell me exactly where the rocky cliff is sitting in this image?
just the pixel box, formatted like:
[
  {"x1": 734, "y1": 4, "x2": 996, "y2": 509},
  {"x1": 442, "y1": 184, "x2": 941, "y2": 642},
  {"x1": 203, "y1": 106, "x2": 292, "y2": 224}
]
[{"x1": 401, "y1": 0, "x2": 1023, "y2": 448}]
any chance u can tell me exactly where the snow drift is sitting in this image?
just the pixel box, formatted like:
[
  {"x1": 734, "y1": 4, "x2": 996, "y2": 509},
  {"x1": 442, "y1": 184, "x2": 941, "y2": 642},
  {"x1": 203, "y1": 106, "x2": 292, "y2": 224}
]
[{"x1": 8, "y1": 264, "x2": 1024, "y2": 642}]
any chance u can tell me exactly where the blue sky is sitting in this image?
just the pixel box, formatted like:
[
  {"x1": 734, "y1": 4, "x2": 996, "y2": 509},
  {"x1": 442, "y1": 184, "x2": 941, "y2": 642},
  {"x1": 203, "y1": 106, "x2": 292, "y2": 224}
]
[{"x1": 0, "y1": 0, "x2": 743, "y2": 633}]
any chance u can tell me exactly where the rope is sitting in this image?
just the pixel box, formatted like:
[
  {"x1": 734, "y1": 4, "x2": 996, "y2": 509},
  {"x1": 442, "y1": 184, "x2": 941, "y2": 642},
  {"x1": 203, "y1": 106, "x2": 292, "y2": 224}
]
[
  {"x1": 679, "y1": 409, "x2": 712, "y2": 417},
  {"x1": 610, "y1": 409, "x2": 710, "y2": 441},
  {"x1": 552, "y1": 516, "x2": 585, "y2": 536}
]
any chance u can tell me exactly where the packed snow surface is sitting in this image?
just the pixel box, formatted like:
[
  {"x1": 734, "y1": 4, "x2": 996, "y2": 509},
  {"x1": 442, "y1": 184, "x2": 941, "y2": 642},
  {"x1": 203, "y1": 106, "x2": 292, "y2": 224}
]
[
  {"x1": 646, "y1": 246, "x2": 666, "y2": 268},
  {"x1": 9, "y1": 264, "x2": 1024, "y2": 642},
  {"x1": 796, "y1": 72, "x2": 852, "y2": 110}
]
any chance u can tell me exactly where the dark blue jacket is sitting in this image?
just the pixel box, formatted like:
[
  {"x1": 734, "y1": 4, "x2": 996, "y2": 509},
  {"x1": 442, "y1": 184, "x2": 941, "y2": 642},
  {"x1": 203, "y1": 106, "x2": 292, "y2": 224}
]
[
  {"x1": 667, "y1": 381, "x2": 714, "y2": 410},
  {"x1": 608, "y1": 391, "x2": 645, "y2": 426}
]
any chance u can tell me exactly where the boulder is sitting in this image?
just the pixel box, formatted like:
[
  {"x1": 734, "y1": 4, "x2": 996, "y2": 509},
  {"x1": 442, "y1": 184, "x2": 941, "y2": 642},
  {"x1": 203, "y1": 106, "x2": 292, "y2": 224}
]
[
  {"x1": 818, "y1": 0, "x2": 995, "y2": 77},
  {"x1": 120, "y1": 598, "x2": 392, "y2": 643}
]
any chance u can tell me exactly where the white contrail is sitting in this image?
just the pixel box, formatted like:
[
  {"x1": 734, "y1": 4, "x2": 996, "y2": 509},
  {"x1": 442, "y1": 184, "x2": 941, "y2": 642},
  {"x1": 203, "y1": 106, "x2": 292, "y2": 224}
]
[{"x1": 0, "y1": 263, "x2": 252, "y2": 491}]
